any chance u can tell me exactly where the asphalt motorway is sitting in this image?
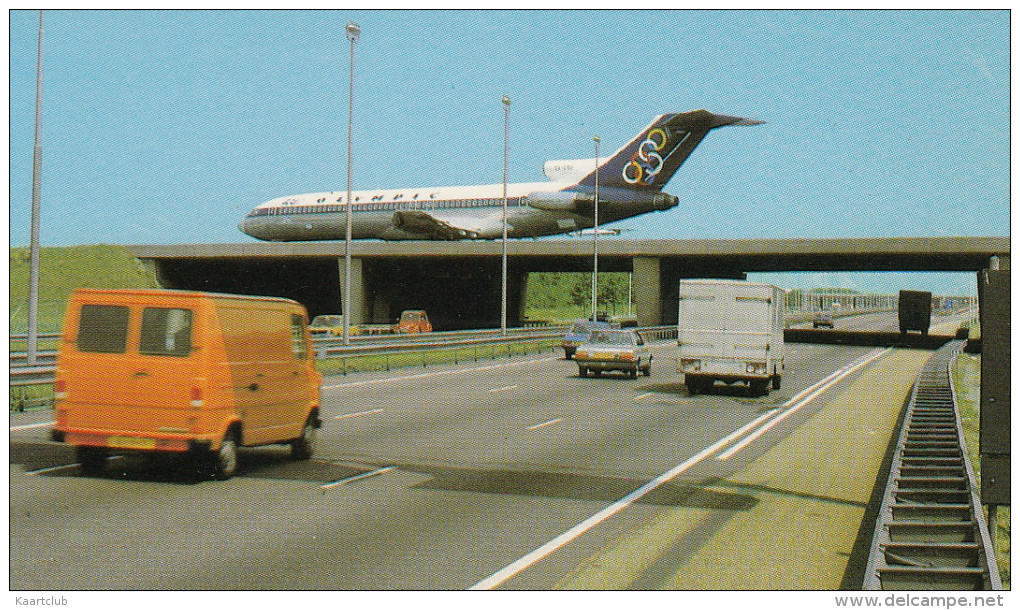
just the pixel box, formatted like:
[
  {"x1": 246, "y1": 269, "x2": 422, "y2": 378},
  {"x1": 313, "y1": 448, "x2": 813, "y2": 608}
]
[{"x1": 11, "y1": 326, "x2": 931, "y2": 592}]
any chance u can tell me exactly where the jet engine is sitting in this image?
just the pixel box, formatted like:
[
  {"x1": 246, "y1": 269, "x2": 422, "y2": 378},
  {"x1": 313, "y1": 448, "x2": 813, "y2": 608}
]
[{"x1": 523, "y1": 191, "x2": 594, "y2": 212}]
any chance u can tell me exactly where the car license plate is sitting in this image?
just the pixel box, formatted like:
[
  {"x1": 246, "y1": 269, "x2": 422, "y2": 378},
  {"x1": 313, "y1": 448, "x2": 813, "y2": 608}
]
[{"x1": 108, "y1": 436, "x2": 156, "y2": 450}]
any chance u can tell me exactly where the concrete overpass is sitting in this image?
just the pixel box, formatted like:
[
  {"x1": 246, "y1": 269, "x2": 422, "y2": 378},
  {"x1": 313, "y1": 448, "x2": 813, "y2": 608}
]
[{"x1": 130, "y1": 236, "x2": 1009, "y2": 330}]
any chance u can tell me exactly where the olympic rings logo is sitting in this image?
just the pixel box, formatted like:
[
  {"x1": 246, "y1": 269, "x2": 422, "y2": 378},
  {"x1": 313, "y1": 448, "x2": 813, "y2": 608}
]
[{"x1": 622, "y1": 127, "x2": 669, "y2": 185}]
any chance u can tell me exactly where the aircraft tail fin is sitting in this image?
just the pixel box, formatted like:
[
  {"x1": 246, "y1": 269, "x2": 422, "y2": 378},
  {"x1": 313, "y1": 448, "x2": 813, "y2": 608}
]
[{"x1": 576, "y1": 110, "x2": 763, "y2": 191}]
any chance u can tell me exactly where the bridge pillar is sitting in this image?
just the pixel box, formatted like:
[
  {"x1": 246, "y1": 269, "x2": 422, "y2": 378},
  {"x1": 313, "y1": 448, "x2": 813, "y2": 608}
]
[
  {"x1": 337, "y1": 257, "x2": 368, "y2": 326},
  {"x1": 633, "y1": 256, "x2": 663, "y2": 327}
]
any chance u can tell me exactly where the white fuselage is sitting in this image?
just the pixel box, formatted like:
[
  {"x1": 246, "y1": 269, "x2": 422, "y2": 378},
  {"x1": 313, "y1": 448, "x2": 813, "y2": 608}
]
[{"x1": 239, "y1": 180, "x2": 677, "y2": 241}]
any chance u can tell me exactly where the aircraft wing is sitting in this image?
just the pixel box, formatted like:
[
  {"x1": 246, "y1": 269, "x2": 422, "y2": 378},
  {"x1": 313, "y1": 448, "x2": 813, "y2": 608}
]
[{"x1": 392, "y1": 210, "x2": 503, "y2": 240}]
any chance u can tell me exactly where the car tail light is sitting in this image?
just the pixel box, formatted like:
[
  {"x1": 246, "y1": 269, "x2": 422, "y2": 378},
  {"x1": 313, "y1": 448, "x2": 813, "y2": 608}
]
[
  {"x1": 190, "y1": 387, "x2": 204, "y2": 408},
  {"x1": 54, "y1": 378, "x2": 67, "y2": 400}
]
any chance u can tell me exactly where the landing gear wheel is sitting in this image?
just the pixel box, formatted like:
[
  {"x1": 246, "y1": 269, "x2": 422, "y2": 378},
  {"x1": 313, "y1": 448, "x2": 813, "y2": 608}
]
[{"x1": 291, "y1": 416, "x2": 318, "y2": 460}]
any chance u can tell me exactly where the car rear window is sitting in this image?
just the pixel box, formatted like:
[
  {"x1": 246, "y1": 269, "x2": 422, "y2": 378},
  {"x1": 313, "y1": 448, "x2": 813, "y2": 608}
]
[
  {"x1": 76, "y1": 305, "x2": 130, "y2": 354},
  {"x1": 139, "y1": 307, "x2": 193, "y2": 357}
]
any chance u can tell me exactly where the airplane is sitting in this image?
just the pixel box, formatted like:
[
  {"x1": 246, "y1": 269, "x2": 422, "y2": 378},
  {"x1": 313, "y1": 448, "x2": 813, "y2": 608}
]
[{"x1": 238, "y1": 109, "x2": 763, "y2": 241}]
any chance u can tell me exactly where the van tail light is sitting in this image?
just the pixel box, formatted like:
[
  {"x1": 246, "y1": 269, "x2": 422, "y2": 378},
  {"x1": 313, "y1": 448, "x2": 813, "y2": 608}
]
[
  {"x1": 54, "y1": 378, "x2": 67, "y2": 400},
  {"x1": 190, "y1": 387, "x2": 204, "y2": 408}
]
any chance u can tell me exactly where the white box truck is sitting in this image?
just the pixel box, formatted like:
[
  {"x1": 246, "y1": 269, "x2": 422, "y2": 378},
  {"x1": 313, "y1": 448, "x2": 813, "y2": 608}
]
[{"x1": 677, "y1": 279, "x2": 785, "y2": 396}]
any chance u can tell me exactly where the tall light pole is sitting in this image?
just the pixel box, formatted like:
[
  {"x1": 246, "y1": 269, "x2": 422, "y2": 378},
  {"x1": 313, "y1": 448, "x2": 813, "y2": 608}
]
[
  {"x1": 500, "y1": 95, "x2": 511, "y2": 336},
  {"x1": 591, "y1": 136, "x2": 601, "y2": 321},
  {"x1": 27, "y1": 10, "x2": 44, "y2": 365},
  {"x1": 342, "y1": 20, "x2": 360, "y2": 346}
]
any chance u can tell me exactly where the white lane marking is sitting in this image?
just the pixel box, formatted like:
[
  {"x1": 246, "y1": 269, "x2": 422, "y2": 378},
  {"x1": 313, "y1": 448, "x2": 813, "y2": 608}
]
[
  {"x1": 10, "y1": 421, "x2": 55, "y2": 432},
  {"x1": 715, "y1": 348, "x2": 890, "y2": 460},
  {"x1": 489, "y1": 384, "x2": 518, "y2": 393},
  {"x1": 322, "y1": 356, "x2": 557, "y2": 390},
  {"x1": 334, "y1": 408, "x2": 384, "y2": 420},
  {"x1": 26, "y1": 455, "x2": 124, "y2": 476},
  {"x1": 468, "y1": 406, "x2": 789, "y2": 590},
  {"x1": 320, "y1": 466, "x2": 396, "y2": 489},
  {"x1": 633, "y1": 392, "x2": 654, "y2": 401},
  {"x1": 526, "y1": 418, "x2": 562, "y2": 431},
  {"x1": 26, "y1": 463, "x2": 80, "y2": 475}
]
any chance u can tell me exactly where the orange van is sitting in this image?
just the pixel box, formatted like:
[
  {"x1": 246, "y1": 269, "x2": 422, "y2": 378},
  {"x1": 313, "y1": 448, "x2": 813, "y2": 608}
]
[{"x1": 51, "y1": 288, "x2": 322, "y2": 480}]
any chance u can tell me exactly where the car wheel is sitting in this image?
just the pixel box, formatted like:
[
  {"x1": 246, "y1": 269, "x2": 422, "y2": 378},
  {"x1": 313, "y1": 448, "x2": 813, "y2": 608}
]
[
  {"x1": 564, "y1": 348, "x2": 575, "y2": 360},
  {"x1": 772, "y1": 374, "x2": 782, "y2": 390},
  {"x1": 291, "y1": 416, "x2": 317, "y2": 460},
  {"x1": 578, "y1": 366, "x2": 588, "y2": 377},
  {"x1": 76, "y1": 447, "x2": 107, "y2": 476},
  {"x1": 211, "y1": 432, "x2": 238, "y2": 480}
]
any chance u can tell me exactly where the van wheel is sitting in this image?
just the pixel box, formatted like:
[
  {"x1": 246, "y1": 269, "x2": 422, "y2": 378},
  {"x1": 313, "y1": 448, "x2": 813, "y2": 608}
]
[
  {"x1": 212, "y1": 433, "x2": 238, "y2": 480},
  {"x1": 77, "y1": 447, "x2": 107, "y2": 476},
  {"x1": 291, "y1": 417, "x2": 317, "y2": 460}
]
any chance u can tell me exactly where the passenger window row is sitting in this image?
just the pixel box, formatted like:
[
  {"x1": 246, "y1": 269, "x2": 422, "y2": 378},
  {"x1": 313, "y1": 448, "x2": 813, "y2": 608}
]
[{"x1": 248, "y1": 197, "x2": 523, "y2": 217}]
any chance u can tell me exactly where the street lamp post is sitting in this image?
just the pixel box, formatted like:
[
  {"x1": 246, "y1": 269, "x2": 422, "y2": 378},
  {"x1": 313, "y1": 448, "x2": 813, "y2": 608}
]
[
  {"x1": 500, "y1": 95, "x2": 511, "y2": 336},
  {"x1": 591, "y1": 136, "x2": 601, "y2": 321},
  {"x1": 27, "y1": 10, "x2": 44, "y2": 366},
  {"x1": 342, "y1": 20, "x2": 360, "y2": 346}
]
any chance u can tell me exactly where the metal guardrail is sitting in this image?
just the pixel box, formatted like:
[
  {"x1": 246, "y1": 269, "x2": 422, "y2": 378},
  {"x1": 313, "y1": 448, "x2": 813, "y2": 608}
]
[
  {"x1": 9, "y1": 325, "x2": 677, "y2": 386},
  {"x1": 863, "y1": 340, "x2": 1001, "y2": 590}
]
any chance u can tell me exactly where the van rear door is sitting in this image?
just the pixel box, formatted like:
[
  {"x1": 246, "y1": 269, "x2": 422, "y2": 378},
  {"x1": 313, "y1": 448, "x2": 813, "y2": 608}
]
[{"x1": 62, "y1": 300, "x2": 202, "y2": 445}]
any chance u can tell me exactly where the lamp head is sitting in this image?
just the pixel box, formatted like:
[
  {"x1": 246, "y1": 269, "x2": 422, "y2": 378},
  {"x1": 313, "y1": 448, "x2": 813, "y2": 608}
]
[{"x1": 345, "y1": 21, "x2": 361, "y2": 42}]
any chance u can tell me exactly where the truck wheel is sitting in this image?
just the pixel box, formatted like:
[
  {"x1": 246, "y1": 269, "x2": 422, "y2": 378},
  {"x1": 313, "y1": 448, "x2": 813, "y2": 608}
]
[
  {"x1": 77, "y1": 447, "x2": 107, "y2": 476},
  {"x1": 211, "y1": 432, "x2": 238, "y2": 480},
  {"x1": 291, "y1": 416, "x2": 317, "y2": 461},
  {"x1": 686, "y1": 377, "x2": 701, "y2": 395},
  {"x1": 749, "y1": 380, "x2": 768, "y2": 397}
]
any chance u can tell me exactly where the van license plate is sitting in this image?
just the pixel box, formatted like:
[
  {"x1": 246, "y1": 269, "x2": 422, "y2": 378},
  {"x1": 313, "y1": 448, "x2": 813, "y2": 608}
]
[{"x1": 108, "y1": 436, "x2": 156, "y2": 449}]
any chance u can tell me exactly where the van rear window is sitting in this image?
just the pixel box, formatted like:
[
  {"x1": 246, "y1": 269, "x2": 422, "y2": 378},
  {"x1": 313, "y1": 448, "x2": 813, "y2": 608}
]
[
  {"x1": 140, "y1": 308, "x2": 193, "y2": 357},
  {"x1": 77, "y1": 305, "x2": 130, "y2": 353}
]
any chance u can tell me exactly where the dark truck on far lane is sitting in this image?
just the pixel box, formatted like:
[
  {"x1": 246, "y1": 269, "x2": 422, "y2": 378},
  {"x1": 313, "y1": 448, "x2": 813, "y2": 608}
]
[{"x1": 898, "y1": 290, "x2": 932, "y2": 335}]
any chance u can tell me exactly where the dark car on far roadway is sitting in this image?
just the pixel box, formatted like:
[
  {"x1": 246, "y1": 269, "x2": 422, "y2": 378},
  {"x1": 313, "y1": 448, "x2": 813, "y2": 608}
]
[
  {"x1": 561, "y1": 319, "x2": 612, "y2": 359},
  {"x1": 575, "y1": 329, "x2": 652, "y2": 379},
  {"x1": 812, "y1": 312, "x2": 834, "y2": 329}
]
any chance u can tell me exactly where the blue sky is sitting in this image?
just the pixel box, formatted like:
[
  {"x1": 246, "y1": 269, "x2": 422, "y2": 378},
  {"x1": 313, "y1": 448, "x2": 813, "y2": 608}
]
[{"x1": 8, "y1": 10, "x2": 1009, "y2": 295}]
